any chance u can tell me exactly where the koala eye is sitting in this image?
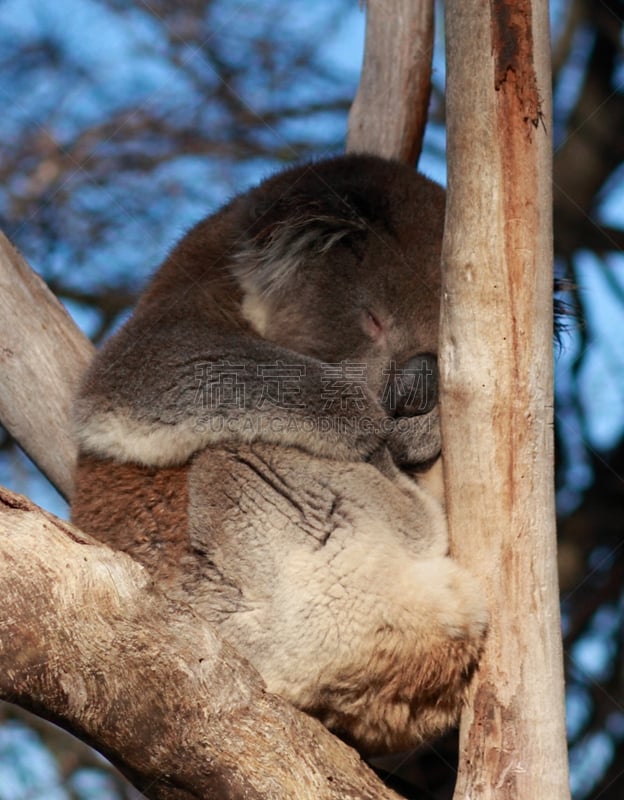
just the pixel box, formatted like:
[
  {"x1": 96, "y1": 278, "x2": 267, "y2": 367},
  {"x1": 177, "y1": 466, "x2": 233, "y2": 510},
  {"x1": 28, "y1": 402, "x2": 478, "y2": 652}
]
[{"x1": 362, "y1": 309, "x2": 384, "y2": 341}]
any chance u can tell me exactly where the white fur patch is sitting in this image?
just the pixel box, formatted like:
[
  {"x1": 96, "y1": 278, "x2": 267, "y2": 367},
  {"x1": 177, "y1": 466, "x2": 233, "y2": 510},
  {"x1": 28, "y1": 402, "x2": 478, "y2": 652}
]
[
  {"x1": 240, "y1": 290, "x2": 270, "y2": 337},
  {"x1": 74, "y1": 408, "x2": 358, "y2": 466},
  {"x1": 232, "y1": 214, "x2": 366, "y2": 298},
  {"x1": 75, "y1": 411, "x2": 206, "y2": 466}
]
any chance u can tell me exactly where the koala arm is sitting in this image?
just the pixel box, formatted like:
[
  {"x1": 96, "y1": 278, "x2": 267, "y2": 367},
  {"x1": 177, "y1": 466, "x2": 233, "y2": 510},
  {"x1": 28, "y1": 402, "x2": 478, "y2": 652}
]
[{"x1": 74, "y1": 315, "x2": 389, "y2": 468}]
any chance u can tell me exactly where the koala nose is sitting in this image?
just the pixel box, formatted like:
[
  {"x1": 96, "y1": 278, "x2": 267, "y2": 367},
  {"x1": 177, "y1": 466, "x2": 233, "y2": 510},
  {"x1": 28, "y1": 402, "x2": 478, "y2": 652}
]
[{"x1": 391, "y1": 353, "x2": 438, "y2": 416}]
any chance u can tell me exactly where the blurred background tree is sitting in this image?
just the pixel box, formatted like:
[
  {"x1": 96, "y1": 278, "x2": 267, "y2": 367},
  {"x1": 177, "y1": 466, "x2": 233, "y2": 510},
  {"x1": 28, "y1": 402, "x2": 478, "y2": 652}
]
[{"x1": 0, "y1": 1, "x2": 622, "y2": 798}]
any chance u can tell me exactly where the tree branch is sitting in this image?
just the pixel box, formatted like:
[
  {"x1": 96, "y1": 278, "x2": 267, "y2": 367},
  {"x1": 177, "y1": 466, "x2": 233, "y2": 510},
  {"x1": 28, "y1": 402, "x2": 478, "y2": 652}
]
[
  {"x1": 0, "y1": 232, "x2": 93, "y2": 500},
  {"x1": 0, "y1": 486, "x2": 400, "y2": 800},
  {"x1": 347, "y1": 0, "x2": 434, "y2": 165}
]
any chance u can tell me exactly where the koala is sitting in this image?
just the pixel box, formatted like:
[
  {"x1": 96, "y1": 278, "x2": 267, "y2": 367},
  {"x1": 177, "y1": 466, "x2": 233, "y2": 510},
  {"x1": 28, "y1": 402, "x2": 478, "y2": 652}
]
[{"x1": 71, "y1": 154, "x2": 487, "y2": 755}]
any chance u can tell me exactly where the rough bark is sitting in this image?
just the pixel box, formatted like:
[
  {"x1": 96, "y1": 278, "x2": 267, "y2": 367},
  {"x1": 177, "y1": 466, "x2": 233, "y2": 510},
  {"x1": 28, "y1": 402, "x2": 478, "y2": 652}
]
[
  {"x1": 0, "y1": 486, "x2": 400, "y2": 800},
  {"x1": 441, "y1": 2, "x2": 570, "y2": 799},
  {"x1": 0, "y1": 231, "x2": 94, "y2": 500},
  {"x1": 347, "y1": 0, "x2": 434, "y2": 165}
]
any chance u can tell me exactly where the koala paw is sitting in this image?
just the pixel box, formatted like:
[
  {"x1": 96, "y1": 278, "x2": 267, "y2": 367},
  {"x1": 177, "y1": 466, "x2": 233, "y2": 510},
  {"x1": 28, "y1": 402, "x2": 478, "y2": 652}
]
[
  {"x1": 394, "y1": 560, "x2": 488, "y2": 745},
  {"x1": 386, "y1": 406, "x2": 441, "y2": 466},
  {"x1": 437, "y1": 563, "x2": 489, "y2": 644},
  {"x1": 399, "y1": 556, "x2": 488, "y2": 702},
  {"x1": 303, "y1": 556, "x2": 488, "y2": 754}
]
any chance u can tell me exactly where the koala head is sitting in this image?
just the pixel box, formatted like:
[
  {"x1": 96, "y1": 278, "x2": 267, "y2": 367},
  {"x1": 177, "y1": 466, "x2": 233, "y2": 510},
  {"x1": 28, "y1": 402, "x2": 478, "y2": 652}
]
[{"x1": 230, "y1": 154, "x2": 445, "y2": 415}]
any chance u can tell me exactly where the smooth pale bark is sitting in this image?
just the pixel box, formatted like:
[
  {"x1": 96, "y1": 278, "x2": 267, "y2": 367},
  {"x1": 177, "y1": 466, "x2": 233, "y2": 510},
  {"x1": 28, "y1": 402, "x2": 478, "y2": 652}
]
[
  {"x1": 0, "y1": 231, "x2": 94, "y2": 500},
  {"x1": 441, "y1": 2, "x2": 570, "y2": 799},
  {"x1": 0, "y1": 486, "x2": 400, "y2": 800},
  {"x1": 347, "y1": 0, "x2": 434, "y2": 164}
]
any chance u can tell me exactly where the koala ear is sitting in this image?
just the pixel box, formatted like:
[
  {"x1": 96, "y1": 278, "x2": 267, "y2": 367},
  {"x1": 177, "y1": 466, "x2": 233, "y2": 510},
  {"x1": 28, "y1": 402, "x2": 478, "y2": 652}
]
[{"x1": 231, "y1": 203, "x2": 367, "y2": 298}]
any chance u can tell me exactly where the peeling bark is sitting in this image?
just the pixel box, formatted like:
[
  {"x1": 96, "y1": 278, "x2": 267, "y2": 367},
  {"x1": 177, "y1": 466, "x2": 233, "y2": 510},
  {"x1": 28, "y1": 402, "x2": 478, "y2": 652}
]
[{"x1": 490, "y1": 0, "x2": 542, "y2": 129}]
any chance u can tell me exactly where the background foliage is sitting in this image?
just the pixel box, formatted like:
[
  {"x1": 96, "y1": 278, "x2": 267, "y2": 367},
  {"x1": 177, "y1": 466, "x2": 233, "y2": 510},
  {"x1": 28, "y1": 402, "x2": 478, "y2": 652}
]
[{"x1": 0, "y1": 1, "x2": 622, "y2": 798}]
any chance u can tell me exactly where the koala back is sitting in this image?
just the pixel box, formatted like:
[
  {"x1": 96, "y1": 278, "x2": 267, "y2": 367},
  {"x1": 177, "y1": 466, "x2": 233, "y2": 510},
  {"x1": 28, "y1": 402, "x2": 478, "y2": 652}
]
[{"x1": 72, "y1": 455, "x2": 190, "y2": 583}]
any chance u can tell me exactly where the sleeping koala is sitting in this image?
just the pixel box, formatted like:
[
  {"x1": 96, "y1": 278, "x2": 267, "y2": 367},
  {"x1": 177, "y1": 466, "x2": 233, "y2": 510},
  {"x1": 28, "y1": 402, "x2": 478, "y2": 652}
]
[{"x1": 71, "y1": 154, "x2": 487, "y2": 754}]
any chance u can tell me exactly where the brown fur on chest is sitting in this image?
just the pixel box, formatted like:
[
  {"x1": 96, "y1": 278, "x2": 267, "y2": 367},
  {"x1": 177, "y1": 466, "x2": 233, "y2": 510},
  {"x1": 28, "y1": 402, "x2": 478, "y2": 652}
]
[{"x1": 71, "y1": 454, "x2": 190, "y2": 582}]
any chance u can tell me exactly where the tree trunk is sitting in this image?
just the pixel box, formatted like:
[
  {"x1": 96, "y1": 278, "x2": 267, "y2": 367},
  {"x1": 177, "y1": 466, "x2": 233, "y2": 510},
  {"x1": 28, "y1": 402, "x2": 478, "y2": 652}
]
[
  {"x1": 347, "y1": 0, "x2": 434, "y2": 165},
  {"x1": 441, "y1": 2, "x2": 570, "y2": 798}
]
